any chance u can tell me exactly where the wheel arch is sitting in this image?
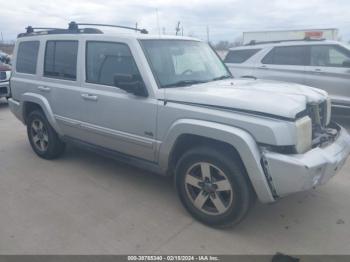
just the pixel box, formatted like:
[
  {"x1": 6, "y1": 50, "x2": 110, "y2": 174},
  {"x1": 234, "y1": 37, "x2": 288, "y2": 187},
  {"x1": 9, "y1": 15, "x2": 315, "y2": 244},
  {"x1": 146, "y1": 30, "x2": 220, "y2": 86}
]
[
  {"x1": 158, "y1": 119, "x2": 275, "y2": 203},
  {"x1": 21, "y1": 93, "x2": 62, "y2": 135}
]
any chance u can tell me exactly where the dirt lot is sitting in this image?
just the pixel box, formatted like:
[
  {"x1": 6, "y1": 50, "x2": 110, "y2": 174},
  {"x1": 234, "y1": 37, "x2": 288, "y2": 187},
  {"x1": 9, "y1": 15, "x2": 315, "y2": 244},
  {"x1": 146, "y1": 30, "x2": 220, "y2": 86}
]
[{"x1": 0, "y1": 99, "x2": 350, "y2": 255}]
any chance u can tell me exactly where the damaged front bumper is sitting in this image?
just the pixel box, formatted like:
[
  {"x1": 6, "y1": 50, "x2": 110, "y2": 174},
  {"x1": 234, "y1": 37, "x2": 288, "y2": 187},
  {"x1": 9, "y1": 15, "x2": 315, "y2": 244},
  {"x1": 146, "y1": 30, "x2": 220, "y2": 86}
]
[{"x1": 262, "y1": 124, "x2": 350, "y2": 198}]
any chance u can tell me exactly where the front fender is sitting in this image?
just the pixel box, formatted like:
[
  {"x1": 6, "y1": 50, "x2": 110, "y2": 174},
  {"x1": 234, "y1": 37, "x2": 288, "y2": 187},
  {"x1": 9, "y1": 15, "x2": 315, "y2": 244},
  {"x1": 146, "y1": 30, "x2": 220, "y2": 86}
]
[
  {"x1": 21, "y1": 93, "x2": 63, "y2": 136},
  {"x1": 158, "y1": 119, "x2": 275, "y2": 203}
]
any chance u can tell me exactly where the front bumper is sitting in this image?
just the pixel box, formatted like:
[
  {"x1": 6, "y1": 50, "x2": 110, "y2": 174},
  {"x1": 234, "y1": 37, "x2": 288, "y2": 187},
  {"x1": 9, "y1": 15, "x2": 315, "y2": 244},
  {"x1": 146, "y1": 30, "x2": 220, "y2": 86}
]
[
  {"x1": 263, "y1": 125, "x2": 350, "y2": 198},
  {"x1": 0, "y1": 81, "x2": 9, "y2": 98}
]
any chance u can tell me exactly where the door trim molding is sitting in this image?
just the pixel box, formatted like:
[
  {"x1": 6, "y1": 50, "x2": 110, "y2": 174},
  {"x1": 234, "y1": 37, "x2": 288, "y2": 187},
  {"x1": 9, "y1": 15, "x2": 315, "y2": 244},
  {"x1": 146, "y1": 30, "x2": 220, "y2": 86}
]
[{"x1": 55, "y1": 115, "x2": 156, "y2": 148}]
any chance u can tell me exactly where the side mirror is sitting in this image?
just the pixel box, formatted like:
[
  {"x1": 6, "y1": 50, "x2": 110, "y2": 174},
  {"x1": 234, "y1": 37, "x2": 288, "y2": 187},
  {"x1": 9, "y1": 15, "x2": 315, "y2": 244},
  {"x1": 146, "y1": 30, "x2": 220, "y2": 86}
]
[
  {"x1": 342, "y1": 60, "x2": 350, "y2": 68},
  {"x1": 113, "y1": 74, "x2": 148, "y2": 97}
]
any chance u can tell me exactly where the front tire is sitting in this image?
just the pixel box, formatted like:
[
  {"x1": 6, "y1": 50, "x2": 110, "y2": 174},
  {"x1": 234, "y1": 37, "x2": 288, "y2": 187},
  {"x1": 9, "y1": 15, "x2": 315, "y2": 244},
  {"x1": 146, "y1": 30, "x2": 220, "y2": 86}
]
[
  {"x1": 27, "y1": 110, "x2": 65, "y2": 159},
  {"x1": 175, "y1": 146, "x2": 254, "y2": 227}
]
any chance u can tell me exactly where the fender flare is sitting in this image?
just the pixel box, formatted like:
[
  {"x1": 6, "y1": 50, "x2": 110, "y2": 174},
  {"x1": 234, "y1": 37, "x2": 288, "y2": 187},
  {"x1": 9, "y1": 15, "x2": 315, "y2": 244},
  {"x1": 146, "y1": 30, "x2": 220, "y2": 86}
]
[
  {"x1": 21, "y1": 92, "x2": 63, "y2": 136},
  {"x1": 158, "y1": 119, "x2": 275, "y2": 203}
]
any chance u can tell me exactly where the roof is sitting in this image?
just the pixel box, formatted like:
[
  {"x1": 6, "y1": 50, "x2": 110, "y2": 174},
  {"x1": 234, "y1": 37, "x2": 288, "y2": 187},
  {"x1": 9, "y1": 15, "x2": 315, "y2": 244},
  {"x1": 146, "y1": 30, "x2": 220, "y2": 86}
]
[
  {"x1": 17, "y1": 32, "x2": 200, "y2": 42},
  {"x1": 17, "y1": 22, "x2": 200, "y2": 42},
  {"x1": 229, "y1": 39, "x2": 341, "y2": 50}
]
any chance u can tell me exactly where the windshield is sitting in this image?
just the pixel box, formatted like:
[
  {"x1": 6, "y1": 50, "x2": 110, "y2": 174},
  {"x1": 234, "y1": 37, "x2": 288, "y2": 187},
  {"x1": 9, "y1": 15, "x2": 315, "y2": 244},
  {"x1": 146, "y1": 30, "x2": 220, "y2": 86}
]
[{"x1": 140, "y1": 40, "x2": 231, "y2": 88}]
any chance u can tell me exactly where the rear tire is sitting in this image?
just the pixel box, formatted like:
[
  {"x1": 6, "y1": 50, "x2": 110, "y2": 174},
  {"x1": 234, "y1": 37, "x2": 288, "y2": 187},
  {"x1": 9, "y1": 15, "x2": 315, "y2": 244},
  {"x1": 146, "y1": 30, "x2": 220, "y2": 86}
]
[
  {"x1": 175, "y1": 146, "x2": 254, "y2": 227},
  {"x1": 27, "y1": 110, "x2": 65, "y2": 159}
]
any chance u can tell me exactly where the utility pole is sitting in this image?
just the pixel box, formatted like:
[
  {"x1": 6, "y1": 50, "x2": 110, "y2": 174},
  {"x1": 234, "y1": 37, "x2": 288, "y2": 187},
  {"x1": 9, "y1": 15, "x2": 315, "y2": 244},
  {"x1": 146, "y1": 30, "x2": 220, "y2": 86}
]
[
  {"x1": 176, "y1": 21, "x2": 181, "y2": 36},
  {"x1": 206, "y1": 26, "x2": 210, "y2": 43},
  {"x1": 156, "y1": 8, "x2": 161, "y2": 35}
]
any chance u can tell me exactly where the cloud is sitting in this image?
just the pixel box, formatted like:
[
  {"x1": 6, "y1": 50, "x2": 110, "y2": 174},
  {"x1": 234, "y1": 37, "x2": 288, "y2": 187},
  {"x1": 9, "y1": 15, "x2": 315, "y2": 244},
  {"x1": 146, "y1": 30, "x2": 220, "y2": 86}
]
[{"x1": 0, "y1": 0, "x2": 349, "y2": 42}]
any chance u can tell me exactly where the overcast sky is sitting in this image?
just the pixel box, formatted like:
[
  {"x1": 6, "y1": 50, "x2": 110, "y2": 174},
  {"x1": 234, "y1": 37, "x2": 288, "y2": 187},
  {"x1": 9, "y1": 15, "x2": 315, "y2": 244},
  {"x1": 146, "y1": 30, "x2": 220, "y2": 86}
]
[{"x1": 1, "y1": 0, "x2": 349, "y2": 43}]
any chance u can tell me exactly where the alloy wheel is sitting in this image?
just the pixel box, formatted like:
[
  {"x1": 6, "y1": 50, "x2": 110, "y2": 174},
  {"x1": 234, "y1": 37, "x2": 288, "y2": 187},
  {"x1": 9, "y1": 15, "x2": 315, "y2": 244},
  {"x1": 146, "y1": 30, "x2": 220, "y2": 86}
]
[
  {"x1": 184, "y1": 162, "x2": 234, "y2": 215},
  {"x1": 31, "y1": 119, "x2": 49, "y2": 152}
]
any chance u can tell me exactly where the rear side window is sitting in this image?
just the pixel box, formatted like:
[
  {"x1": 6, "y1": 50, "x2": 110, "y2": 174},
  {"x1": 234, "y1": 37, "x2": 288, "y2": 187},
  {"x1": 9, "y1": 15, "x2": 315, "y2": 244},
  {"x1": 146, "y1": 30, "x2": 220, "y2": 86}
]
[
  {"x1": 44, "y1": 41, "x2": 78, "y2": 80},
  {"x1": 16, "y1": 41, "x2": 40, "y2": 74},
  {"x1": 86, "y1": 41, "x2": 140, "y2": 87},
  {"x1": 224, "y1": 49, "x2": 260, "y2": 63},
  {"x1": 310, "y1": 45, "x2": 350, "y2": 67},
  {"x1": 262, "y1": 46, "x2": 307, "y2": 66}
]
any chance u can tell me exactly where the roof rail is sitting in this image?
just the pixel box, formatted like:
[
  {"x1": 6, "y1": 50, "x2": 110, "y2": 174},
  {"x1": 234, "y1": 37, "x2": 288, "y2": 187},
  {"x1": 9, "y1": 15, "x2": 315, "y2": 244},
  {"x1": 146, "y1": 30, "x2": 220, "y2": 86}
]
[
  {"x1": 245, "y1": 37, "x2": 326, "y2": 46},
  {"x1": 71, "y1": 22, "x2": 148, "y2": 34},
  {"x1": 18, "y1": 21, "x2": 148, "y2": 38}
]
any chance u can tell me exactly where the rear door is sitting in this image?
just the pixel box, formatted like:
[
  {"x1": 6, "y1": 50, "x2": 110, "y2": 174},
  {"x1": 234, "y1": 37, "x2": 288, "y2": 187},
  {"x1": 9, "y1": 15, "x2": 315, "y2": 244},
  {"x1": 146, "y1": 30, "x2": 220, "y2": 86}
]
[
  {"x1": 42, "y1": 39, "x2": 85, "y2": 138},
  {"x1": 253, "y1": 45, "x2": 307, "y2": 85},
  {"x1": 304, "y1": 44, "x2": 350, "y2": 106},
  {"x1": 224, "y1": 48, "x2": 261, "y2": 78}
]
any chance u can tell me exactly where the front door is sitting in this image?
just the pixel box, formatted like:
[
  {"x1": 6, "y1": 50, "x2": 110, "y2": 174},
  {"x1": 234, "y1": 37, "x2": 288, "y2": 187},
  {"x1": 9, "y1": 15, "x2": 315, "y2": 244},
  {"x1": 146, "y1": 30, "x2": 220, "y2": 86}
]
[{"x1": 78, "y1": 40, "x2": 158, "y2": 162}]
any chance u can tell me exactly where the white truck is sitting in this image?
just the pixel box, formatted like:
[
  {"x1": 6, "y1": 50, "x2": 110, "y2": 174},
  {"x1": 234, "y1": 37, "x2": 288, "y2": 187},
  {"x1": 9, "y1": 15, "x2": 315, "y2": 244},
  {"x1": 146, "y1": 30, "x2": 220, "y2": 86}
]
[{"x1": 243, "y1": 28, "x2": 338, "y2": 45}]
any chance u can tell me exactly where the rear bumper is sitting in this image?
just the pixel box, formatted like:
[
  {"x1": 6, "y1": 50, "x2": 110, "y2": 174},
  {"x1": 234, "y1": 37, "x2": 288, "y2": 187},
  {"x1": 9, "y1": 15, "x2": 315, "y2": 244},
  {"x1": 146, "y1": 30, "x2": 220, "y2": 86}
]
[
  {"x1": 263, "y1": 125, "x2": 350, "y2": 197},
  {"x1": 0, "y1": 81, "x2": 9, "y2": 97}
]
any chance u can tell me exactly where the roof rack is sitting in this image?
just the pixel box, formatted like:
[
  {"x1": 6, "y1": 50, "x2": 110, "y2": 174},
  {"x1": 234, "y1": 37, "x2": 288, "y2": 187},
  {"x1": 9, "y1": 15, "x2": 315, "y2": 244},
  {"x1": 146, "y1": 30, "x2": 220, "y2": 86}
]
[
  {"x1": 18, "y1": 21, "x2": 148, "y2": 38},
  {"x1": 70, "y1": 22, "x2": 148, "y2": 34},
  {"x1": 245, "y1": 37, "x2": 326, "y2": 46}
]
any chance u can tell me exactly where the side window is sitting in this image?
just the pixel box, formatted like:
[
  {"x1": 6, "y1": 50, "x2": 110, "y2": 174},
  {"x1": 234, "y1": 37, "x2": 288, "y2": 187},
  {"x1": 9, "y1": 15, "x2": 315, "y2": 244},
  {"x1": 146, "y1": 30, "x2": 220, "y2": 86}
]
[
  {"x1": 262, "y1": 46, "x2": 307, "y2": 66},
  {"x1": 86, "y1": 41, "x2": 141, "y2": 87},
  {"x1": 16, "y1": 41, "x2": 40, "y2": 74},
  {"x1": 44, "y1": 41, "x2": 78, "y2": 80},
  {"x1": 224, "y1": 49, "x2": 261, "y2": 64},
  {"x1": 310, "y1": 45, "x2": 350, "y2": 67}
]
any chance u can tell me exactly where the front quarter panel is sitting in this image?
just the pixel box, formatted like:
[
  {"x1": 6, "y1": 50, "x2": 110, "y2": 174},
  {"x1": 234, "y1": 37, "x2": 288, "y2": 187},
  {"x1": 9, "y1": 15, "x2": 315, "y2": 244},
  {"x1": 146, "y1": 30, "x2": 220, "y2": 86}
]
[{"x1": 158, "y1": 118, "x2": 275, "y2": 203}]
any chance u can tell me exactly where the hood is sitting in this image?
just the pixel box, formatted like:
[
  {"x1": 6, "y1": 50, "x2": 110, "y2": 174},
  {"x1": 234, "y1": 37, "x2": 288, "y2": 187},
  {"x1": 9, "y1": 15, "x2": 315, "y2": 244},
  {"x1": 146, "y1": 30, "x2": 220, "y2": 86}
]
[{"x1": 163, "y1": 79, "x2": 328, "y2": 120}]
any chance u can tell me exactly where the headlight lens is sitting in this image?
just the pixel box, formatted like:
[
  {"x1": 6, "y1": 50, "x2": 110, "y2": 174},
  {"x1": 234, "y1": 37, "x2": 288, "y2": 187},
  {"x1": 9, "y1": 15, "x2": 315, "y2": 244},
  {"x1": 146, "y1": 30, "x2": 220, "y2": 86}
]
[{"x1": 295, "y1": 116, "x2": 312, "y2": 154}]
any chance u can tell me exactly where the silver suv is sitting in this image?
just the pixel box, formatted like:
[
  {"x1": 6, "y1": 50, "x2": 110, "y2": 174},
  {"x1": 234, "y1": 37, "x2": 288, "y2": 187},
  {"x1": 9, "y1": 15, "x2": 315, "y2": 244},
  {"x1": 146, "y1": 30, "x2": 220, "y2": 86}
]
[
  {"x1": 225, "y1": 40, "x2": 350, "y2": 109},
  {"x1": 8, "y1": 23, "x2": 350, "y2": 227}
]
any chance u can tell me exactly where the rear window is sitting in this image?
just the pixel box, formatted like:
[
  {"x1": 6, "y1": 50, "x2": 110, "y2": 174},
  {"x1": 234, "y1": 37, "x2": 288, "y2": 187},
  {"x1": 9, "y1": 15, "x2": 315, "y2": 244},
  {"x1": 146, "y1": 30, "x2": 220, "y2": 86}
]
[
  {"x1": 16, "y1": 41, "x2": 40, "y2": 74},
  {"x1": 44, "y1": 40, "x2": 78, "y2": 80},
  {"x1": 224, "y1": 49, "x2": 261, "y2": 63},
  {"x1": 262, "y1": 46, "x2": 307, "y2": 66}
]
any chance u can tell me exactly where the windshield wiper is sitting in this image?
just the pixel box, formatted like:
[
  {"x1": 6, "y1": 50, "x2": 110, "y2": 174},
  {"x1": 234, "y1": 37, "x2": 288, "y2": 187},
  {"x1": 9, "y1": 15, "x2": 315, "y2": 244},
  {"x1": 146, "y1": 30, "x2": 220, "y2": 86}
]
[
  {"x1": 162, "y1": 80, "x2": 208, "y2": 88},
  {"x1": 211, "y1": 75, "x2": 232, "y2": 81}
]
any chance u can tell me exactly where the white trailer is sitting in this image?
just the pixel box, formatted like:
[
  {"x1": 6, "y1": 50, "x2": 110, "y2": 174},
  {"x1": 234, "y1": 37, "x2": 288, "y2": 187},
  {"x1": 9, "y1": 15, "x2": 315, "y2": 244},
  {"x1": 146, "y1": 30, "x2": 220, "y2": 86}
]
[{"x1": 243, "y1": 28, "x2": 338, "y2": 45}]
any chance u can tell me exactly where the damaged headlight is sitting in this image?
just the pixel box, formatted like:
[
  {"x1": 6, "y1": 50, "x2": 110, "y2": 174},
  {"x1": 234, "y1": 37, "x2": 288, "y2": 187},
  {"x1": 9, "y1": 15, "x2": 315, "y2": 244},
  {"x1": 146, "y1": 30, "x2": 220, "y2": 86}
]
[{"x1": 295, "y1": 116, "x2": 312, "y2": 154}]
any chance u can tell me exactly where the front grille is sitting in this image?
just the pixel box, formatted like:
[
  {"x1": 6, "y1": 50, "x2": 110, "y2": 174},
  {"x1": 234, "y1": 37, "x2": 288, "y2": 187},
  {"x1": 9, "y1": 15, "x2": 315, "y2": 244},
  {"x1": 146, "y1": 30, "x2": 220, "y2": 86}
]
[
  {"x1": 0, "y1": 71, "x2": 6, "y2": 81},
  {"x1": 0, "y1": 86, "x2": 8, "y2": 95},
  {"x1": 318, "y1": 100, "x2": 327, "y2": 127},
  {"x1": 307, "y1": 101, "x2": 328, "y2": 138}
]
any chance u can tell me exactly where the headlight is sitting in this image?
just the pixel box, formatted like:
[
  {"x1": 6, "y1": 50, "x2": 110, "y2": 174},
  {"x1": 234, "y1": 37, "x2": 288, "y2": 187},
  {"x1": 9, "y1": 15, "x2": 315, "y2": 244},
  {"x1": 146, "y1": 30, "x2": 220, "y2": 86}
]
[{"x1": 295, "y1": 116, "x2": 312, "y2": 154}]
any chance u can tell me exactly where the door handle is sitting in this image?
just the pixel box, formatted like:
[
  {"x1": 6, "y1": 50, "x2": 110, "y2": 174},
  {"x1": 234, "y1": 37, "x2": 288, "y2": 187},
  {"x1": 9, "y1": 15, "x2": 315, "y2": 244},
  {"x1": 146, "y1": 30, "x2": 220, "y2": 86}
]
[
  {"x1": 81, "y1": 93, "x2": 98, "y2": 101},
  {"x1": 37, "y1": 86, "x2": 51, "y2": 92},
  {"x1": 258, "y1": 65, "x2": 269, "y2": 70}
]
